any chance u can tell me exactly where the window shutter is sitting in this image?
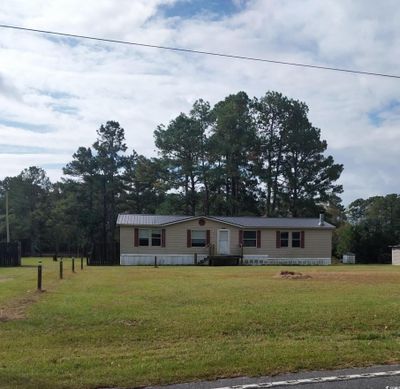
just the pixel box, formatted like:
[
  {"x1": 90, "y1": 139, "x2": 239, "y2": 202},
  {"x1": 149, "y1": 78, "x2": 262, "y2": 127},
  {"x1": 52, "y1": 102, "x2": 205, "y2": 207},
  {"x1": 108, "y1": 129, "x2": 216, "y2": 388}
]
[
  {"x1": 187, "y1": 230, "x2": 191, "y2": 248},
  {"x1": 301, "y1": 231, "x2": 305, "y2": 248},
  {"x1": 206, "y1": 230, "x2": 210, "y2": 245},
  {"x1": 162, "y1": 229, "x2": 166, "y2": 247},
  {"x1": 257, "y1": 230, "x2": 261, "y2": 248},
  {"x1": 276, "y1": 231, "x2": 281, "y2": 248},
  {"x1": 134, "y1": 228, "x2": 139, "y2": 247},
  {"x1": 239, "y1": 230, "x2": 243, "y2": 246}
]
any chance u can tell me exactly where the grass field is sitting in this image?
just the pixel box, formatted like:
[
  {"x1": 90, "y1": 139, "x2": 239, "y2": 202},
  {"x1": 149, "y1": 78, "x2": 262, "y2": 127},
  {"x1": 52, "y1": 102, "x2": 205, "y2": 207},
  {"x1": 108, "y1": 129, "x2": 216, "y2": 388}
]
[{"x1": 1, "y1": 259, "x2": 400, "y2": 389}]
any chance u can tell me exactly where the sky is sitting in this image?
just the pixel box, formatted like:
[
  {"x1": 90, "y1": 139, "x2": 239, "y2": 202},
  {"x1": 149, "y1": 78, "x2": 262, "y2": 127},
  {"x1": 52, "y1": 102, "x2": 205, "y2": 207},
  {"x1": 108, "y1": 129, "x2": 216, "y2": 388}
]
[{"x1": 0, "y1": 0, "x2": 399, "y2": 205}]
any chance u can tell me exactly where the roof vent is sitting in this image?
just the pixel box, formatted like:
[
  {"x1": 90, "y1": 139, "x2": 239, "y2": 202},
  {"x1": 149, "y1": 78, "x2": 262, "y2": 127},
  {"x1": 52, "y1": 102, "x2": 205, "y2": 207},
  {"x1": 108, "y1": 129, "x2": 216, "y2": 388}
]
[{"x1": 319, "y1": 213, "x2": 325, "y2": 226}]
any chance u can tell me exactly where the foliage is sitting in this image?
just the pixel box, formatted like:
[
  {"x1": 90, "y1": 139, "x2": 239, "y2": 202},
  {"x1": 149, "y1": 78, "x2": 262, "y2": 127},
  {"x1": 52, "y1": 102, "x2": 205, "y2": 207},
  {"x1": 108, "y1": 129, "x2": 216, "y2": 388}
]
[
  {"x1": 0, "y1": 91, "x2": 345, "y2": 254},
  {"x1": 338, "y1": 194, "x2": 400, "y2": 263}
]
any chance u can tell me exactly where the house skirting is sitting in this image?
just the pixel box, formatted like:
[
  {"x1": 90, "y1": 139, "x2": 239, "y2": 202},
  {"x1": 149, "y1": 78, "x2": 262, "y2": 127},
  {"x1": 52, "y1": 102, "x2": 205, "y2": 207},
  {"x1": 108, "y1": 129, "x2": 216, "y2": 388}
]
[
  {"x1": 120, "y1": 254, "x2": 207, "y2": 265},
  {"x1": 243, "y1": 256, "x2": 331, "y2": 265},
  {"x1": 120, "y1": 254, "x2": 331, "y2": 266}
]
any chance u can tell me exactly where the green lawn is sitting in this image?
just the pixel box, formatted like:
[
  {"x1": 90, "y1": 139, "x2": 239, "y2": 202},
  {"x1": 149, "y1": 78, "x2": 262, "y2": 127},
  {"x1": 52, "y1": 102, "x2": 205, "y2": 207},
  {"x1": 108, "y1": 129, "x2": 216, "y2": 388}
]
[{"x1": 1, "y1": 259, "x2": 400, "y2": 389}]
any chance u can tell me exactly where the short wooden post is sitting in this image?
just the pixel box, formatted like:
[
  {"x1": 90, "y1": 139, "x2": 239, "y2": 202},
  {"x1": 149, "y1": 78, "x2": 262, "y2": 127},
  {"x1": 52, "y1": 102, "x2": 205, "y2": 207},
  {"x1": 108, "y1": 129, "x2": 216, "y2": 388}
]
[
  {"x1": 80, "y1": 257, "x2": 83, "y2": 270},
  {"x1": 154, "y1": 255, "x2": 158, "y2": 268},
  {"x1": 72, "y1": 257, "x2": 75, "y2": 273},
  {"x1": 194, "y1": 253, "x2": 198, "y2": 265},
  {"x1": 240, "y1": 244, "x2": 244, "y2": 265},
  {"x1": 37, "y1": 261, "x2": 42, "y2": 291},
  {"x1": 59, "y1": 259, "x2": 63, "y2": 279}
]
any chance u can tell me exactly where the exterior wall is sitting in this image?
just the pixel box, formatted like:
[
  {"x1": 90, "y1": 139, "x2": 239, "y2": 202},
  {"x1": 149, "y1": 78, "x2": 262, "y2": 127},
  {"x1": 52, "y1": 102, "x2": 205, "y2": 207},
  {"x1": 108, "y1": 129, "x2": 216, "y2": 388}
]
[
  {"x1": 392, "y1": 248, "x2": 400, "y2": 265},
  {"x1": 119, "y1": 218, "x2": 333, "y2": 264}
]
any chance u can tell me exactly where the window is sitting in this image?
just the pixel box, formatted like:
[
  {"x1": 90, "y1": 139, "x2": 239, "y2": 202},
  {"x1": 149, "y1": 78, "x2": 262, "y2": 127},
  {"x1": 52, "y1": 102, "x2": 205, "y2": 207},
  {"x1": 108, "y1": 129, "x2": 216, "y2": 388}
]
[
  {"x1": 280, "y1": 232, "x2": 289, "y2": 247},
  {"x1": 152, "y1": 229, "x2": 161, "y2": 246},
  {"x1": 192, "y1": 230, "x2": 206, "y2": 247},
  {"x1": 292, "y1": 231, "x2": 301, "y2": 248},
  {"x1": 243, "y1": 231, "x2": 257, "y2": 247},
  {"x1": 139, "y1": 229, "x2": 161, "y2": 246},
  {"x1": 139, "y1": 229, "x2": 149, "y2": 246}
]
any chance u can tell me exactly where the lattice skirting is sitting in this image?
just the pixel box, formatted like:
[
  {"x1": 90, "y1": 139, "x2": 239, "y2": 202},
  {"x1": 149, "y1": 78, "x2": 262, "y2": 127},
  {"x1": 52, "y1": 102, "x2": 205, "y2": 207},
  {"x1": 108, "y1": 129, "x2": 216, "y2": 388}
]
[
  {"x1": 243, "y1": 256, "x2": 331, "y2": 265},
  {"x1": 120, "y1": 254, "x2": 207, "y2": 265}
]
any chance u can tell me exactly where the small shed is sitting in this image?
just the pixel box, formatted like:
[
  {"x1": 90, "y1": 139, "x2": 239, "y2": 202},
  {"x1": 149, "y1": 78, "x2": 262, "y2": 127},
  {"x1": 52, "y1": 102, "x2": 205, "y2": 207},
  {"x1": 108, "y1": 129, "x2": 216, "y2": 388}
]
[
  {"x1": 390, "y1": 245, "x2": 400, "y2": 265},
  {"x1": 342, "y1": 252, "x2": 355, "y2": 264}
]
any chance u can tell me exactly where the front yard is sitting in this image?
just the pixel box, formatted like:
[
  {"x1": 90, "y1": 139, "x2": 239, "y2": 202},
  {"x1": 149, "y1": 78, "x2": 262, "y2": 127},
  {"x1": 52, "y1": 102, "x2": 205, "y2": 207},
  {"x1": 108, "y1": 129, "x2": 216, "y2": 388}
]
[{"x1": 0, "y1": 259, "x2": 400, "y2": 388}]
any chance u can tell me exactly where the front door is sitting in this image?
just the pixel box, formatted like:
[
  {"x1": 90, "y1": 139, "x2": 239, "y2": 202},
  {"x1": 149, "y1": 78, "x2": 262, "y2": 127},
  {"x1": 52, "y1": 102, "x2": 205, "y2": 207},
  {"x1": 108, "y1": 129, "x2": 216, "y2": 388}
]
[{"x1": 217, "y1": 229, "x2": 230, "y2": 255}]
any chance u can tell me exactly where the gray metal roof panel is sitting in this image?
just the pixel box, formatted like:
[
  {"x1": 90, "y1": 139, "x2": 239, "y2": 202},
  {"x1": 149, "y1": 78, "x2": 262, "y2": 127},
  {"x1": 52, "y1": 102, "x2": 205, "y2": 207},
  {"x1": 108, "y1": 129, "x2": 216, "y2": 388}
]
[
  {"x1": 117, "y1": 214, "x2": 335, "y2": 229},
  {"x1": 117, "y1": 214, "x2": 192, "y2": 226},
  {"x1": 210, "y1": 216, "x2": 334, "y2": 229}
]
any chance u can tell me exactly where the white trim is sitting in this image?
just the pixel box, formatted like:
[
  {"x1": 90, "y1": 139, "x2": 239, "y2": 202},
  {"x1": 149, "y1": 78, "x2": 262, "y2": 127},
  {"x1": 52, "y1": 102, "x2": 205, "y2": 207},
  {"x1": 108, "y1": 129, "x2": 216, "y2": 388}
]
[{"x1": 217, "y1": 229, "x2": 230, "y2": 255}]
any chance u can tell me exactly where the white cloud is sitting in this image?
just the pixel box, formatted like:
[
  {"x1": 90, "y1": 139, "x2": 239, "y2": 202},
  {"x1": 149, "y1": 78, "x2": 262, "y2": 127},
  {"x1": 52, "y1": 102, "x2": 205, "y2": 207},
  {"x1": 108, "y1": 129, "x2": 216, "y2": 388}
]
[{"x1": 0, "y1": 0, "x2": 399, "y2": 205}]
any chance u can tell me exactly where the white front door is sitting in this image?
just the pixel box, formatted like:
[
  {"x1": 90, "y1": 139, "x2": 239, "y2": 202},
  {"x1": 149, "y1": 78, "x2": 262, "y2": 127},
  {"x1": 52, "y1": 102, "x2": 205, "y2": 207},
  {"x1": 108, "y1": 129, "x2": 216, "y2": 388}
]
[{"x1": 217, "y1": 229, "x2": 230, "y2": 255}]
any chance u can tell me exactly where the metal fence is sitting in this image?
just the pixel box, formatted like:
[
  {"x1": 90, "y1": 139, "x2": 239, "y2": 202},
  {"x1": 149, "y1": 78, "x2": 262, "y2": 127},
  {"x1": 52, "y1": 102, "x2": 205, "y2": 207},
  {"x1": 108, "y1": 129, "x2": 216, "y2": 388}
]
[
  {"x1": 88, "y1": 242, "x2": 120, "y2": 266},
  {"x1": 0, "y1": 242, "x2": 21, "y2": 267}
]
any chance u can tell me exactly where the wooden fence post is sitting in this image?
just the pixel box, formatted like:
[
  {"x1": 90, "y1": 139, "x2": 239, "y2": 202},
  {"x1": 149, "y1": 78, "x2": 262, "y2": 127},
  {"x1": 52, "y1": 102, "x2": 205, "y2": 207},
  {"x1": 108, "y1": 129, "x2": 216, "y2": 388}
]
[
  {"x1": 154, "y1": 255, "x2": 158, "y2": 268},
  {"x1": 81, "y1": 257, "x2": 83, "y2": 270},
  {"x1": 59, "y1": 259, "x2": 63, "y2": 279},
  {"x1": 72, "y1": 257, "x2": 75, "y2": 273},
  {"x1": 194, "y1": 253, "x2": 198, "y2": 265},
  {"x1": 37, "y1": 261, "x2": 42, "y2": 291}
]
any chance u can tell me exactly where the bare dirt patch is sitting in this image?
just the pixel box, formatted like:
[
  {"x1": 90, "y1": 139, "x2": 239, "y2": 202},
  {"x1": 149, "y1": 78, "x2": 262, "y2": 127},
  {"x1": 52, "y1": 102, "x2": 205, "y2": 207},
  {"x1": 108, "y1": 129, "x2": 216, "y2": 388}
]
[
  {"x1": 0, "y1": 277, "x2": 14, "y2": 283},
  {"x1": 0, "y1": 291, "x2": 44, "y2": 322},
  {"x1": 276, "y1": 271, "x2": 312, "y2": 280}
]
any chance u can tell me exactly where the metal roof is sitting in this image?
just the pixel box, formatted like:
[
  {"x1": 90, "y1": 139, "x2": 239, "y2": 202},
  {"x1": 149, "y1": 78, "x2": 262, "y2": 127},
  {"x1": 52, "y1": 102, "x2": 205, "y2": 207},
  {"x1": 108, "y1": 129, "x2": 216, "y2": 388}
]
[
  {"x1": 117, "y1": 214, "x2": 193, "y2": 226},
  {"x1": 210, "y1": 216, "x2": 334, "y2": 229},
  {"x1": 117, "y1": 214, "x2": 335, "y2": 229}
]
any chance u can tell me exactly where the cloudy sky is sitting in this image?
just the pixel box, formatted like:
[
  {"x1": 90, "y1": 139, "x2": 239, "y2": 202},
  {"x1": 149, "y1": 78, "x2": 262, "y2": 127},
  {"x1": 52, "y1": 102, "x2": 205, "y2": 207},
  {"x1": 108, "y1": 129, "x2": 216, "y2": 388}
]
[{"x1": 0, "y1": 0, "x2": 399, "y2": 205}]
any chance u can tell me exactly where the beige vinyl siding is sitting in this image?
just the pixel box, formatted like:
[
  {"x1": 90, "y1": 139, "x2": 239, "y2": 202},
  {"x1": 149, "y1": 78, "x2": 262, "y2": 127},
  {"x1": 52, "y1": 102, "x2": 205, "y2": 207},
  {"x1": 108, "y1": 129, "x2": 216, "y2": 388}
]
[
  {"x1": 242, "y1": 229, "x2": 332, "y2": 258},
  {"x1": 120, "y1": 219, "x2": 240, "y2": 255},
  {"x1": 392, "y1": 248, "x2": 400, "y2": 265},
  {"x1": 120, "y1": 219, "x2": 332, "y2": 259}
]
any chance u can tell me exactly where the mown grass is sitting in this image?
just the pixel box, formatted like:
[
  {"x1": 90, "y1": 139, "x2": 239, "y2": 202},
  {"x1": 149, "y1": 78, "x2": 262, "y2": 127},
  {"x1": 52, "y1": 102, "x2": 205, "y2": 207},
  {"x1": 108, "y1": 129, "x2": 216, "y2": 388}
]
[{"x1": 0, "y1": 259, "x2": 400, "y2": 389}]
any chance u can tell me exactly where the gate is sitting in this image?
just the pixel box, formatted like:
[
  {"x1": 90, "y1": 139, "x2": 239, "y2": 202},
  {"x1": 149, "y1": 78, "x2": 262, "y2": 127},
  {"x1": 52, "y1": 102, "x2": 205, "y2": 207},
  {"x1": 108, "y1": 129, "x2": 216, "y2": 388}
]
[{"x1": 88, "y1": 242, "x2": 120, "y2": 266}]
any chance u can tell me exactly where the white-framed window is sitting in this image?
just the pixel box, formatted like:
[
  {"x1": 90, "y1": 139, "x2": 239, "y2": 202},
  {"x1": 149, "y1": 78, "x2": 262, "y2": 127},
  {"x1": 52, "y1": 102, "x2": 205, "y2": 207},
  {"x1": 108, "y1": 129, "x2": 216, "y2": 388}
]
[
  {"x1": 139, "y1": 229, "x2": 162, "y2": 247},
  {"x1": 192, "y1": 230, "x2": 207, "y2": 247},
  {"x1": 280, "y1": 231, "x2": 289, "y2": 247},
  {"x1": 292, "y1": 231, "x2": 301, "y2": 248},
  {"x1": 151, "y1": 229, "x2": 161, "y2": 246},
  {"x1": 139, "y1": 229, "x2": 149, "y2": 246},
  {"x1": 243, "y1": 231, "x2": 257, "y2": 247}
]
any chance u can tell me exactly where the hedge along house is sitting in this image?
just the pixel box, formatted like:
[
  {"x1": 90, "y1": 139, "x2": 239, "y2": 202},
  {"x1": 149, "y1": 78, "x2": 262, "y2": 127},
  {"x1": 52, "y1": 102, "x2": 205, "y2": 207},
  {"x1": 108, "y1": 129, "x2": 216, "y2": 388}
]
[{"x1": 117, "y1": 214, "x2": 334, "y2": 265}]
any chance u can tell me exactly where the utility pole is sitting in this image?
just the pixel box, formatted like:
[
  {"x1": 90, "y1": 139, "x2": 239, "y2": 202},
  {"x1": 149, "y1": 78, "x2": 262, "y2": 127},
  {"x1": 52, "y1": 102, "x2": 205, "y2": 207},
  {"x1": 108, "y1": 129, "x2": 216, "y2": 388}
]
[{"x1": 6, "y1": 191, "x2": 10, "y2": 243}]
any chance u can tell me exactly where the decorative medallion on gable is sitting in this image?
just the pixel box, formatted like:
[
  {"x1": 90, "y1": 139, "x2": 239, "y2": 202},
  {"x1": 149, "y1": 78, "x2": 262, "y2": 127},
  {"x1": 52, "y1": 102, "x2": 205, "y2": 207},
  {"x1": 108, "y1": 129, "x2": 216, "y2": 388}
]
[{"x1": 199, "y1": 218, "x2": 206, "y2": 226}]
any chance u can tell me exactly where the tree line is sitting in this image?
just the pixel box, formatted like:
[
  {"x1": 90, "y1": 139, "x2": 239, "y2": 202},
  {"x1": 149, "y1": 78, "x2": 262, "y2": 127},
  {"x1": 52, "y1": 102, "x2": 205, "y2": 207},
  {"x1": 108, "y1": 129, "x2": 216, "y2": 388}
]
[
  {"x1": 334, "y1": 194, "x2": 400, "y2": 263},
  {"x1": 0, "y1": 90, "x2": 352, "y2": 257}
]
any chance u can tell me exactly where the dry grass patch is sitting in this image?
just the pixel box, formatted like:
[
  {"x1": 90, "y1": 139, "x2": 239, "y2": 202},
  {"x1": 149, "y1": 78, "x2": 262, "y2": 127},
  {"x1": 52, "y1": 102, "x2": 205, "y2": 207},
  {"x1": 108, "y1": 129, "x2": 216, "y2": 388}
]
[{"x1": 0, "y1": 292, "x2": 43, "y2": 322}]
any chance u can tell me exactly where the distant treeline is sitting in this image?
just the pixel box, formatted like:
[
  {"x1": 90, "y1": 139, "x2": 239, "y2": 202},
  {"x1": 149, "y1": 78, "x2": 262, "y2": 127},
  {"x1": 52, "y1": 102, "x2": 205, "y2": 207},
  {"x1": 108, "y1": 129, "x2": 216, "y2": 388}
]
[{"x1": 0, "y1": 90, "x2": 395, "y2": 262}]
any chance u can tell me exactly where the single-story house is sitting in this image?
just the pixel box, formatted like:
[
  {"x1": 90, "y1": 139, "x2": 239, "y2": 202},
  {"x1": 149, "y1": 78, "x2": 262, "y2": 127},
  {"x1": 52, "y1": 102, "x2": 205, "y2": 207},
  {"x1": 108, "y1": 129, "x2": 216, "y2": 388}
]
[
  {"x1": 117, "y1": 213, "x2": 334, "y2": 266},
  {"x1": 390, "y1": 245, "x2": 400, "y2": 265}
]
